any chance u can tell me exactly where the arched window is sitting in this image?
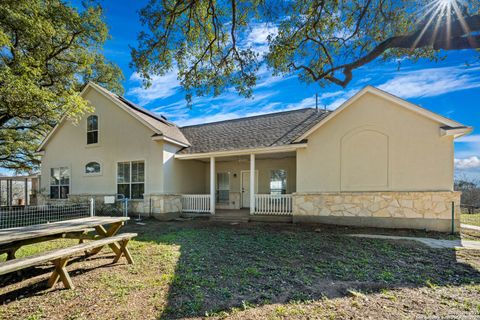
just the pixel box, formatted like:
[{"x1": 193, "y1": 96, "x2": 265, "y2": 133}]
[
  {"x1": 85, "y1": 162, "x2": 101, "y2": 174},
  {"x1": 87, "y1": 115, "x2": 98, "y2": 144}
]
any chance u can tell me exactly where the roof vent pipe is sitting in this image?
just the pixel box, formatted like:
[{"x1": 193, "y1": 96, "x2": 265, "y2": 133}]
[{"x1": 315, "y1": 93, "x2": 318, "y2": 112}]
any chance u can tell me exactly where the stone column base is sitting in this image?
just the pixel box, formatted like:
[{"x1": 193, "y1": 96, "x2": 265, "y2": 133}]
[
  {"x1": 293, "y1": 191, "x2": 460, "y2": 233},
  {"x1": 143, "y1": 194, "x2": 181, "y2": 220}
]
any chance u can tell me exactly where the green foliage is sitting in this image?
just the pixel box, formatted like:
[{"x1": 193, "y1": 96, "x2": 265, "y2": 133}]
[
  {"x1": 0, "y1": 0, "x2": 124, "y2": 172},
  {"x1": 132, "y1": 0, "x2": 479, "y2": 101}
]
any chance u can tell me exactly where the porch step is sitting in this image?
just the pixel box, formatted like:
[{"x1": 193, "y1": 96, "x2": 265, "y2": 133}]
[
  {"x1": 210, "y1": 215, "x2": 250, "y2": 223},
  {"x1": 249, "y1": 215, "x2": 293, "y2": 223},
  {"x1": 210, "y1": 214, "x2": 293, "y2": 223}
]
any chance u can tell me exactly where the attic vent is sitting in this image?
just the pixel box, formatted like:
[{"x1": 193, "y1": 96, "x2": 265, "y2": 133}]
[{"x1": 161, "y1": 115, "x2": 168, "y2": 121}]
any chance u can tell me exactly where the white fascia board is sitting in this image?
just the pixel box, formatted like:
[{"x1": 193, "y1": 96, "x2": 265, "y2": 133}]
[
  {"x1": 151, "y1": 135, "x2": 190, "y2": 148},
  {"x1": 175, "y1": 143, "x2": 308, "y2": 160},
  {"x1": 440, "y1": 126, "x2": 473, "y2": 139}
]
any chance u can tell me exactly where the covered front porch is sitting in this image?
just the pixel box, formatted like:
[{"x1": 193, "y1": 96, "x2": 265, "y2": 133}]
[{"x1": 175, "y1": 146, "x2": 301, "y2": 216}]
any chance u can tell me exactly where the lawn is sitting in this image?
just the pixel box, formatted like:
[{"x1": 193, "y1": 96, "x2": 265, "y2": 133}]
[
  {"x1": 0, "y1": 220, "x2": 479, "y2": 319},
  {"x1": 462, "y1": 213, "x2": 480, "y2": 227}
]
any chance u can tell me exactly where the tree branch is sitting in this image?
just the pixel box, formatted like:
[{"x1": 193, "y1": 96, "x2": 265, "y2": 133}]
[{"x1": 320, "y1": 13, "x2": 480, "y2": 87}]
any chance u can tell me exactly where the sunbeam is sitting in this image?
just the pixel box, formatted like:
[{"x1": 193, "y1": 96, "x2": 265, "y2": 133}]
[{"x1": 415, "y1": 0, "x2": 472, "y2": 49}]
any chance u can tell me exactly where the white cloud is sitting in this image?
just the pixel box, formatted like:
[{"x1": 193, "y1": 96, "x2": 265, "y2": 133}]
[
  {"x1": 244, "y1": 23, "x2": 278, "y2": 54},
  {"x1": 177, "y1": 102, "x2": 285, "y2": 127},
  {"x1": 255, "y1": 65, "x2": 292, "y2": 88},
  {"x1": 175, "y1": 89, "x2": 351, "y2": 127},
  {"x1": 455, "y1": 156, "x2": 480, "y2": 170},
  {"x1": 378, "y1": 65, "x2": 480, "y2": 99},
  {"x1": 289, "y1": 96, "x2": 316, "y2": 109},
  {"x1": 128, "y1": 69, "x2": 181, "y2": 105},
  {"x1": 315, "y1": 88, "x2": 358, "y2": 110},
  {"x1": 153, "y1": 88, "x2": 282, "y2": 126},
  {"x1": 456, "y1": 135, "x2": 480, "y2": 143}
]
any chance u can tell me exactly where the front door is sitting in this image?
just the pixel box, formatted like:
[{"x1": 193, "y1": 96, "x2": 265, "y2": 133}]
[{"x1": 241, "y1": 170, "x2": 258, "y2": 208}]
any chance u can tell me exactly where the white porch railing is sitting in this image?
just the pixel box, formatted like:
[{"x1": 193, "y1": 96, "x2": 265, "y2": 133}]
[
  {"x1": 254, "y1": 194, "x2": 293, "y2": 215},
  {"x1": 181, "y1": 195, "x2": 211, "y2": 213}
]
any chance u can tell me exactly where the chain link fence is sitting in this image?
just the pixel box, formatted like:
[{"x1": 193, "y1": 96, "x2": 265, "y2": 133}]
[
  {"x1": 460, "y1": 205, "x2": 480, "y2": 236},
  {"x1": 93, "y1": 195, "x2": 128, "y2": 217},
  {"x1": 0, "y1": 202, "x2": 91, "y2": 229},
  {"x1": 0, "y1": 194, "x2": 130, "y2": 229}
]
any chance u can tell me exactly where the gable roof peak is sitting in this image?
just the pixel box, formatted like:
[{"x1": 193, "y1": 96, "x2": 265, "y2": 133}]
[
  {"x1": 293, "y1": 85, "x2": 471, "y2": 142},
  {"x1": 87, "y1": 82, "x2": 175, "y2": 127},
  {"x1": 37, "y1": 82, "x2": 190, "y2": 151}
]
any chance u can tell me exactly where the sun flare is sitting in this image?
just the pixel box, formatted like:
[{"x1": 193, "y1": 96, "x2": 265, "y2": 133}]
[{"x1": 414, "y1": 0, "x2": 473, "y2": 50}]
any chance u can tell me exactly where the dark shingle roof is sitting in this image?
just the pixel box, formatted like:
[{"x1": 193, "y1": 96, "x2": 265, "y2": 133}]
[{"x1": 179, "y1": 108, "x2": 330, "y2": 154}]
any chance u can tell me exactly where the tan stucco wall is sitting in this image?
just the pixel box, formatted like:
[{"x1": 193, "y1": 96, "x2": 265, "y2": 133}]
[
  {"x1": 40, "y1": 87, "x2": 164, "y2": 197},
  {"x1": 162, "y1": 144, "x2": 206, "y2": 194},
  {"x1": 297, "y1": 92, "x2": 454, "y2": 193}
]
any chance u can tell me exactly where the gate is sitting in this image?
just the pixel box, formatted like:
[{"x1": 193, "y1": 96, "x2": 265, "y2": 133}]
[{"x1": 93, "y1": 195, "x2": 128, "y2": 217}]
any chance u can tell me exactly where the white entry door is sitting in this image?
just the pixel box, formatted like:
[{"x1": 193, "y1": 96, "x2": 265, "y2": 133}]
[{"x1": 241, "y1": 170, "x2": 258, "y2": 208}]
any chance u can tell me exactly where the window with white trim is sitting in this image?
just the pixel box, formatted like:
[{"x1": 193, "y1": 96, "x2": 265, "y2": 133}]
[
  {"x1": 117, "y1": 161, "x2": 145, "y2": 199},
  {"x1": 270, "y1": 169, "x2": 287, "y2": 195},
  {"x1": 85, "y1": 162, "x2": 101, "y2": 174},
  {"x1": 87, "y1": 115, "x2": 98, "y2": 144},
  {"x1": 216, "y1": 172, "x2": 230, "y2": 203},
  {"x1": 50, "y1": 167, "x2": 70, "y2": 199}
]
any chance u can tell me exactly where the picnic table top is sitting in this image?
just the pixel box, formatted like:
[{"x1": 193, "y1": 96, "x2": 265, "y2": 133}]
[{"x1": 0, "y1": 216, "x2": 129, "y2": 245}]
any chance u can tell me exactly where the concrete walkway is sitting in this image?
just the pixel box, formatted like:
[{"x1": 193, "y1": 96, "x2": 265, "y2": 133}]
[
  {"x1": 461, "y1": 223, "x2": 480, "y2": 232},
  {"x1": 348, "y1": 234, "x2": 480, "y2": 250}
]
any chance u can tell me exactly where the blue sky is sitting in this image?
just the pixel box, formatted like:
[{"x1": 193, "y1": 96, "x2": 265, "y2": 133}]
[{"x1": 4, "y1": 0, "x2": 480, "y2": 179}]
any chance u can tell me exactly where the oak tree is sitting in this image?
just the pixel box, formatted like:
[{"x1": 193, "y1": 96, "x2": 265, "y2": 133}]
[
  {"x1": 132, "y1": 0, "x2": 479, "y2": 100},
  {"x1": 0, "y1": 0, "x2": 124, "y2": 171}
]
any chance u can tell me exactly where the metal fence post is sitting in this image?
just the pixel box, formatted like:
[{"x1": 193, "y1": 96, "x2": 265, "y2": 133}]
[
  {"x1": 451, "y1": 201, "x2": 455, "y2": 234},
  {"x1": 90, "y1": 197, "x2": 95, "y2": 217}
]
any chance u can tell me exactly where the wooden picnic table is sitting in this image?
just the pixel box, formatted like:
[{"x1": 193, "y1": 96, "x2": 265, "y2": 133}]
[
  {"x1": 0, "y1": 216, "x2": 129, "y2": 260},
  {"x1": 0, "y1": 216, "x2": 136, "y2": 290}
]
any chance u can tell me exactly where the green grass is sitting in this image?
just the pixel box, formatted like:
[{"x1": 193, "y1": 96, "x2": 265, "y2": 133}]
[
  {"x1": 1, "y1": 220, "x2": 479, "y2": 320},
  {"x1": 462, "y1": 213, "x2": 480, "y2": 227}
]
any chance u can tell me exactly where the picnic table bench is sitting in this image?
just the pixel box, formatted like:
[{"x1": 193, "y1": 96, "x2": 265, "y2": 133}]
[
  {"x1": 0, "y1": 233, "x2": 136, "y2": 289},
  {"x1": 0, "y1": 217, "x2": 137, "y2": 290}
]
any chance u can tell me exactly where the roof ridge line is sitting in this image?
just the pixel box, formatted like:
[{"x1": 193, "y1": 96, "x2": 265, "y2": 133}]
[
  {"x1": 268, "y1": 110, "x2": 331, "y2": 146},
  {"x1": 180, "y1": 107, "x2": 316, "y2": 128},
  {"x1": 116, "y1": 95, "x2": 175, "y2": 127}
]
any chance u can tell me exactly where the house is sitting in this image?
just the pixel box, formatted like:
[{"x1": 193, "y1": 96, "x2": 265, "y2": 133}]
[{"x1": 37, "y1": 82, "x2": 472, "y2": 232}]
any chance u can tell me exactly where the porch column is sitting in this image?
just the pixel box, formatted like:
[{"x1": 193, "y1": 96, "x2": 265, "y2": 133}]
[
  {"x1": 250, "y1": 154, "x2": 255, "y2": 214},
  {"x1": 210, "y1": 156, "x2": 215, "y2": 214}
]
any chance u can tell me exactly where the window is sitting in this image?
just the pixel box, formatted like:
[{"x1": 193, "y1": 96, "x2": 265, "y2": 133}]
[
  {"x1": 87, "y1": 115, "x2": 98, "y2": 144},
  {"x1": 117, "y1": 161, "x2": 144, "y2": 199},
  {"x1": 50, "y1": 167, "x2": 69, "y2": 199},
  {"x1": 270, "y1": 169, "x2": 287, "y2": 195},
  {"x1": 85, "y1": 162, "x2": 101, "y2": 174},
  {"x1": 216, "y1": 172, "x2": 230, "y2": 203}
]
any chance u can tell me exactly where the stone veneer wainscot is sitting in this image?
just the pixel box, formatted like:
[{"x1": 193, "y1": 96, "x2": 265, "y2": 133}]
[{"x1": 292, "y1": 191, "x2": 460, "y2": 232}]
